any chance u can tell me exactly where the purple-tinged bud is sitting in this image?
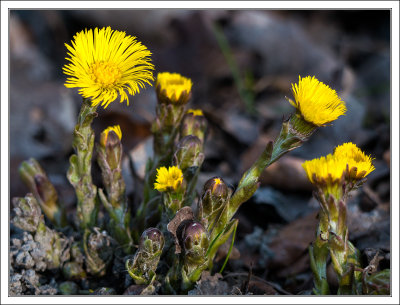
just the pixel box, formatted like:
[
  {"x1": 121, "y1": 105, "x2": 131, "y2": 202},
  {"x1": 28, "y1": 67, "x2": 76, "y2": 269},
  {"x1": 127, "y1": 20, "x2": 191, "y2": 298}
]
[
  {"x1": 174, "y1": 135, "x2": 204, "y2": 170},
  {"x1": 100, "y1": 125, "x2": 122, "y2": 148},
  {"x1": 203, "y1": 177, "x2": 229, "y2": 199},
  {"x1": 139, "y1": 227, "x2": 165, "y2": 255},
  {"x1": 180, "y1": 221, "x2": 209, "y2": 264},
  {"x1": 180, "y1": 109, "x2": 207, "y2": 143},
  {"x1": 126, "y1": 228, "x2": 164, "y2": 285},
  {"x1": 19, "y1": 159, "x2": 58, "y2": 206},
  {"x1": 98, "y1": 127, "x2": 122, "y2": 170},
  {"x1": 19, "y1": 158, "x2": 65, "y2": 227},
  {"x1": 199, "y1": 177, "x2": 231, "y2": 230}
]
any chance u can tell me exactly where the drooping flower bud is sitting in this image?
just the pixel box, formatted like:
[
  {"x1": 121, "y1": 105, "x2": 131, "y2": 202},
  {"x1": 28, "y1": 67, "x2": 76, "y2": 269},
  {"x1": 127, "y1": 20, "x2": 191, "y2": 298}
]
[
  {"x1": 19, "y1": 158, "x2": 66, "y2": 227},
  {"x1": 180, "y1": 109, "x2": 207, "y2": 144},
  {"x1": 126, "y1": 227, "x2": 164, "y2": 285},
  {"x1": 180, "y1": 221, "x2": 209, "y2": 265},
  {"x1": 174, "y1": 135, "x2": 205, "y2": 171},
  {"x1": 139, "y1": 227, "x2": 165, "y2": 256}
]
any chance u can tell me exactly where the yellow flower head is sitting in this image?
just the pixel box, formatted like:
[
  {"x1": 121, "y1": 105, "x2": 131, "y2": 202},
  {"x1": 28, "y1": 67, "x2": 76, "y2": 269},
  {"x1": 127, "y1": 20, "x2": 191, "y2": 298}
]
[
  {"x1": 63, "y1": 27, "x2": 154, "y2": 108},
  {"x1": 100, "y1": 125, "x2": 122, "y2": 147},
  {"x1": 302, "y1": 154, "x2": 346, "y2": 184},
  {"x1": 187, "y1": 109, "x2": 204, "y2": 116},
  {"x1": 302, "y1": 154, "x2": 347, "y2": 198},
  {"x1": 156, "y1": 72, "x2": 193, "y2": 104},
  {"x1": 154, "y1": 166, "x2": 184, "y2": 192},
  {"x1": 289, "y1": 76, "x2": 346, "y2": 126},
  {"x1": 334, "y1": 142, "x2": 375, "y2": 179},
  {"x1": 302, "y1": 142, "x2": 375, "y2": 198}
]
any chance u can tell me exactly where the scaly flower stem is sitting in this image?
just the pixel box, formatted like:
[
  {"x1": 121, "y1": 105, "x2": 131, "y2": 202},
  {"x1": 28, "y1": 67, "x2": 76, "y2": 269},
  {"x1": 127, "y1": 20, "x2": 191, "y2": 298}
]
[
  {"x1": 137, "y1": 104, "x2": 186, "y2": 231},
  {"x1": 97, "y1": 129, "x2": 133, "y2": 254},
  {"x1": 315, "y1": 192, "x2": 362, "y2": 295},
  {"x1": 67, "y1": 98, "x2": 98, "y2": 230},
  {"x1": 229, "y1": 116, "x2": 316, "y2": 220},
  {"x1": 309, "y1": 213, "x2": 331, "y2": 295}
]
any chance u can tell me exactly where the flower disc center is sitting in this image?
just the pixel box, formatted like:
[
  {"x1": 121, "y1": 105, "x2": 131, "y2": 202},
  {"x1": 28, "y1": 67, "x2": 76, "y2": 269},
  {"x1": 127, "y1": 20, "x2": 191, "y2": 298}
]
[{"x1": 89, "y1": 61, "x2": 121, "y2": 88}]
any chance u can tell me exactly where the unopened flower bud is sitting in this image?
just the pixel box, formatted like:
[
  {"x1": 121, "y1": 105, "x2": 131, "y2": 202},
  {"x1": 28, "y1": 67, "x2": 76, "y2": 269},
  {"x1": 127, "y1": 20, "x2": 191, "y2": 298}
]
[
  {"x1": 180, "y1": 221, "x2": 209, "y2": 264},
  {"x1": 174, "y1": 135, "x2": 204, "y2": 171},
  {"x1": 99, "y1": 126, "x2": 122, "y2": 170},
  {"x1": 19, "y1": 159, "x2": 58, "y2": 204},
  {"x1": 139, "y1": 227, "x2": 165, "y2": 255},
  {"x1": 126, "y1": 228, "x2": 164, "y2": 285},
  {"x1": 203, "y1": 177, "x2": 229, "y2": 199},
  {"x1": 180, "y1": 109, "x2": 207, "y2": 143},
  {"x1": 199, "y1": 177, "x2": 230, "y2": 229},
  {"x1": 100, "y1": 125, "x2": 122, "y2": 146},
  {"x1": 19, "y1": 158, "x2": 66, "y2": 227}
]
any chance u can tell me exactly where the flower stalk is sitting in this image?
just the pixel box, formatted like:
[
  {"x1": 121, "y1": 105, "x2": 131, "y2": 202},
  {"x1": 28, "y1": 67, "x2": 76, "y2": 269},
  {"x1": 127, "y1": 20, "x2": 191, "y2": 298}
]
[
  {"x1": 303, "y1": 142, "x2": 378, "y2": 294},
  {"x1": 137, "y1": 73, "x2": 192, "y2": 231},
  {"x1": 173, "y1": 135, "x2": 205, "y2": 207},
  {"x1": 67, "y1": 98, "x2": 99, "y2": 230},
  {"x1": 97, "y1": 125, "x2": 133, "y2": 254}
]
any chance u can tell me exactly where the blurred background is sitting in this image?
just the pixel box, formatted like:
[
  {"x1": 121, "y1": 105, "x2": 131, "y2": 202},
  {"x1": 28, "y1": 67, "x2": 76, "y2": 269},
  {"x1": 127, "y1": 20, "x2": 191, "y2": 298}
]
[{"x1": 9, "y1": 10, "x2": 390, "y2": 294}]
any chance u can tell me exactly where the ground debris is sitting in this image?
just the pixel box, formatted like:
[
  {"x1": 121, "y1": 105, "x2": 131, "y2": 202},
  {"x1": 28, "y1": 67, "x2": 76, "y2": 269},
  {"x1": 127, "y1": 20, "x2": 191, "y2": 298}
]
[{"x1": 188, "y1": 271, "x2": 234, "y2": 295}]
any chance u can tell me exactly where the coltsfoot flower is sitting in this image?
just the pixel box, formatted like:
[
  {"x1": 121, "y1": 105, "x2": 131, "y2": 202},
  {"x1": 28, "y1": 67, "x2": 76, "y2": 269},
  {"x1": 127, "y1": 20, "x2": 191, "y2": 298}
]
[
  {"x1": 154, "y1": 166, "x2": 184, "y2": 192},
  {"x1": 156, "y1": 72, "x2": 193, "y2": 104},
  {"x1": 334, "y1": 142, "x2": 375, "y2": 180},
  {"x1": 288, "y1": 75, "x2": 346, "y2": 127},
  {"x1": 302, "y1": 142, "x2": 375, "y2": 198},
  {"x1": 100, "y1": 125, "x2": 122, "y2": 147},
  {"x1": 63, "y1": 27, "x2": 154, "y2": 108},
  {"x1": 302, "y1": 153, "x2": 346, "y2": 198}
]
